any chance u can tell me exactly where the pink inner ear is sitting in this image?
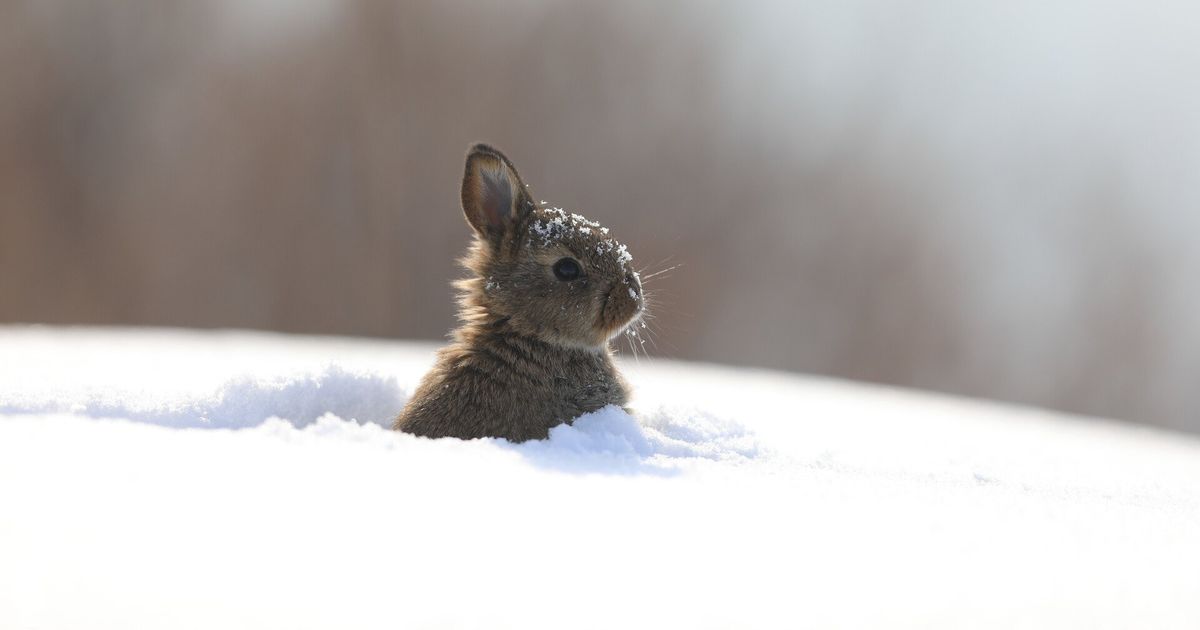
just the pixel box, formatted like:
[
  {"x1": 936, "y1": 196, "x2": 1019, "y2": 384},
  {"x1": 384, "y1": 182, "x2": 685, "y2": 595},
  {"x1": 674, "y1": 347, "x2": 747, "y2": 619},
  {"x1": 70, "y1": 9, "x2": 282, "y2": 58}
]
[{"x1": 478, "y1": 168, "x2": 513, "y2": 229}]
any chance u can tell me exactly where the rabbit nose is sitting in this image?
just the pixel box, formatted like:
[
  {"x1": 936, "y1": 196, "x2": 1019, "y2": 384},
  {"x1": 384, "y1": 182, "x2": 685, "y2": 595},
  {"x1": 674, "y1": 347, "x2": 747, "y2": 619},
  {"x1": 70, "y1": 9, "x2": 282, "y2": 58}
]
[{"x1": 625, "y1": 272, "x2": 642, "y2": 302}]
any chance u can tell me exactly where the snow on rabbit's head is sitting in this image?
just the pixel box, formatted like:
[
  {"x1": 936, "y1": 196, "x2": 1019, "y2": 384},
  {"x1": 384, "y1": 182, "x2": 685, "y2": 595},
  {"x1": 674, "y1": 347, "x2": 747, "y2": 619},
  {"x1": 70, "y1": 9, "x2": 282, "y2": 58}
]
[{"x1": 456, "y1": 143, "x2": 643, "y2": 350}]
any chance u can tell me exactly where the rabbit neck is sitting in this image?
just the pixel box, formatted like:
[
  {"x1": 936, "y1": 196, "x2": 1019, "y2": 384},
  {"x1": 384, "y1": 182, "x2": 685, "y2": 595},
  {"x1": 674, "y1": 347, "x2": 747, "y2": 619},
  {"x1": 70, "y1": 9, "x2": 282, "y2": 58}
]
[{"x1": 461, "y1": 316, "x2": 611, "y2": 367}]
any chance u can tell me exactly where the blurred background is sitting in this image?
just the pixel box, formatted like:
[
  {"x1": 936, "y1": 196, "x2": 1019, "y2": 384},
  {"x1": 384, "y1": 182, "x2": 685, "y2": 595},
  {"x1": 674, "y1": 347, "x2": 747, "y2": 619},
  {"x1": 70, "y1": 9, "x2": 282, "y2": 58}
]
[{"x1": 3, "y1": 1, "x2": 1199, "y2": 432}]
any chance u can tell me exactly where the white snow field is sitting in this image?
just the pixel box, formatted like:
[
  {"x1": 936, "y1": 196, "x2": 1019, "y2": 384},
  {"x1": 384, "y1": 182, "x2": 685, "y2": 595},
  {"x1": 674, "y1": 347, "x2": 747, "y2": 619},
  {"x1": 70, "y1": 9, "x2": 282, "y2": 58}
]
[{"x1": 1, "y1": 326, "x2": 1198, "y2": 629}]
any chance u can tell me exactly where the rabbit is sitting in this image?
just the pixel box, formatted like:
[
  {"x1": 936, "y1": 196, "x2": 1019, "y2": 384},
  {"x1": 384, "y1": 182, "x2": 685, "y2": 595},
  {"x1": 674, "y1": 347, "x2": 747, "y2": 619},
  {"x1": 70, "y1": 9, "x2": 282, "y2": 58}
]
[{"x1": 393, "y1": 143, "x2": 645, "y2": 442}]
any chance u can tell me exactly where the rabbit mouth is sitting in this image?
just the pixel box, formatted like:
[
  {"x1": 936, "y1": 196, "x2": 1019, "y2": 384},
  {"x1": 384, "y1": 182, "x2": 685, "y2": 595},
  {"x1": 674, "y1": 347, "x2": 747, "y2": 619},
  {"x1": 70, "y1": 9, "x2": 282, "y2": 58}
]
[
  {"x1": 600, "y1": 311, "x2": 643, "y2": 344},
  {"x1": 597, "y1": 274, "x2": 644, "y2": 340}
]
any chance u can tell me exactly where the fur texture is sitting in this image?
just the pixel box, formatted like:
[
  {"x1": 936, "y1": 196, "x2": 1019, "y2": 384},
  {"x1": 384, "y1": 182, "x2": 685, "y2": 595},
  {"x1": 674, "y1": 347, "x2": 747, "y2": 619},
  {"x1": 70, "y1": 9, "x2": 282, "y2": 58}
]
[{"x1": 394, "y1": 144, "x2": 643, "y2": 441}]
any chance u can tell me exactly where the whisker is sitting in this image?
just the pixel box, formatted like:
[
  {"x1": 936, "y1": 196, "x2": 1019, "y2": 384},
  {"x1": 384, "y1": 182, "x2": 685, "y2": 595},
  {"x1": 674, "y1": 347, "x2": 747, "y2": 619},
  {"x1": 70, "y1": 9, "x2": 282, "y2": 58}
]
[
  {"x1": 641, "y1": 317, "x2": 672, "y2": 354},
  {"x1": 639, "y1": 263, "x2": 682, "y2": 281},
  {"x1": 638, "y1": 253, "x2": 677, "y2": 275},
  {"x1": 644, "y1": 329, "x2": 660, "y2": 353}
]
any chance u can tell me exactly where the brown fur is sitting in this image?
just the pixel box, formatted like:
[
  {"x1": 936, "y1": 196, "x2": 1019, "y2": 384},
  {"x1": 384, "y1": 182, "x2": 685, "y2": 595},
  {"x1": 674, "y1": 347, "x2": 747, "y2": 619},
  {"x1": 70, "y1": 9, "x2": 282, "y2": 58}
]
[{"x1": 394, "y1": 143, "x2": 643, "y2": 441}]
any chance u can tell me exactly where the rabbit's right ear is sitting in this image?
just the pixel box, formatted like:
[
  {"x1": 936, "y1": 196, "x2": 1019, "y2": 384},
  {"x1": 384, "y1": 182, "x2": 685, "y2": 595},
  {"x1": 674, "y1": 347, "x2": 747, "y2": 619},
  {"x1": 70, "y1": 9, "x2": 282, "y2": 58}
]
[{"x1": 460, "y1": 143, "x2": 532, "y2": 247}]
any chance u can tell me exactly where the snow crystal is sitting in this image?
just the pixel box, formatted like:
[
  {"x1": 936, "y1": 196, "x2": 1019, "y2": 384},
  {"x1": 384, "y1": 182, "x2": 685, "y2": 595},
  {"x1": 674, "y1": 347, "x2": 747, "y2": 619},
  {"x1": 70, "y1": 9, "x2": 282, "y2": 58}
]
[
  {"x1": 593, "y1": 238, "x2": 633, "y2": 268},
  {"x1": 527, "y1": 204, "x2": 625, "y2": 262},
  {"x1": 614, "y1": 242, "x2": 632, "y2": 265}
]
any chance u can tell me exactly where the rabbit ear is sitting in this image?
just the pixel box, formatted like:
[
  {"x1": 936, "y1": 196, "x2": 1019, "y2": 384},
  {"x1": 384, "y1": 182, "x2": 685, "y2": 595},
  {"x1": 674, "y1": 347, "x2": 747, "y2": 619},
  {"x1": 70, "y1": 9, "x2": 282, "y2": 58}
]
[{"x1": 460, "y1": 143, "x2": 532, "y2": 245}]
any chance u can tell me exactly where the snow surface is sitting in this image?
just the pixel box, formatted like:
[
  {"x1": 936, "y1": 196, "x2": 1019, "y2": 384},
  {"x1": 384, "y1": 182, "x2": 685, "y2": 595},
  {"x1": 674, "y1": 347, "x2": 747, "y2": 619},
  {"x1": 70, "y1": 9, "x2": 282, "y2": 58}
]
[{"x1": 1, "y1": 326, "x2": 1199, "y2": 629}]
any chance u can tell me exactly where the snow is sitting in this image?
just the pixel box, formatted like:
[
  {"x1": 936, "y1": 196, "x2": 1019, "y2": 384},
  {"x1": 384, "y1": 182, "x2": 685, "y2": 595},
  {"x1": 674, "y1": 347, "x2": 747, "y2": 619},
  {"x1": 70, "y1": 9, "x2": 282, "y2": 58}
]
[
  {"x1": 533, "y1": 206, "x2": 631, "y2": 269},
  {"x1": 2, "y1": 326, "x2": 1199, "y2": 629},
  {"x1": 531, "y1": 206, "x2": 602, "y2": 246}
]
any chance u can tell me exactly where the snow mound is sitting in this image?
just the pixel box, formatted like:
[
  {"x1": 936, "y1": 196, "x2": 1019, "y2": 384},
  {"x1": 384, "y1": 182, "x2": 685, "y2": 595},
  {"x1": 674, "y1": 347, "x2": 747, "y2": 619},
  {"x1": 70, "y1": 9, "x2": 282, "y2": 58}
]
[
  {"x1": 515, "y1": 405, "x2": 760, "y2": 474},
  {"x1": 0, "y1": 346, "x2": 761, "y2": 474},
  {"x1": 1, "y1": 365, "x2": 404, "y2": 430},
  {"x1": 2, "y1": 326, "x2": 1200, "y2": 629}
]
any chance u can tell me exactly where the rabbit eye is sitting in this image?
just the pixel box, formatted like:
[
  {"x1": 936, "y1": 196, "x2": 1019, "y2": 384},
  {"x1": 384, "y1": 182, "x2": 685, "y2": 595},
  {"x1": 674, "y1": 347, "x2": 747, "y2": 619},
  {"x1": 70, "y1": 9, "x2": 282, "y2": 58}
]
[{"x1": 552, "y1": 258, "x2": 582, "y2": 281}]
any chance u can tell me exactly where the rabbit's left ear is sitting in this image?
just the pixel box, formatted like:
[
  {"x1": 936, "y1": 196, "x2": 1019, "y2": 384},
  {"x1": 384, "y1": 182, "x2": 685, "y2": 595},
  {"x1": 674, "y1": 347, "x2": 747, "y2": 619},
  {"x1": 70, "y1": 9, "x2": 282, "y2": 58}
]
[{"x1": 461, "y1": 143, "x2": 532, "y2": 246}]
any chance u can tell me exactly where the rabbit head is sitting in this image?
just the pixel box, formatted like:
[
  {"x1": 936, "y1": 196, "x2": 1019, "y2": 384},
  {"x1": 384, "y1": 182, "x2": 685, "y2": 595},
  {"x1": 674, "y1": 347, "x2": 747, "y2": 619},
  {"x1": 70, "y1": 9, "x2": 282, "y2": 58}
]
[{"x1": 456, "y1": 143, "x2": 643, "y2": 350}]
